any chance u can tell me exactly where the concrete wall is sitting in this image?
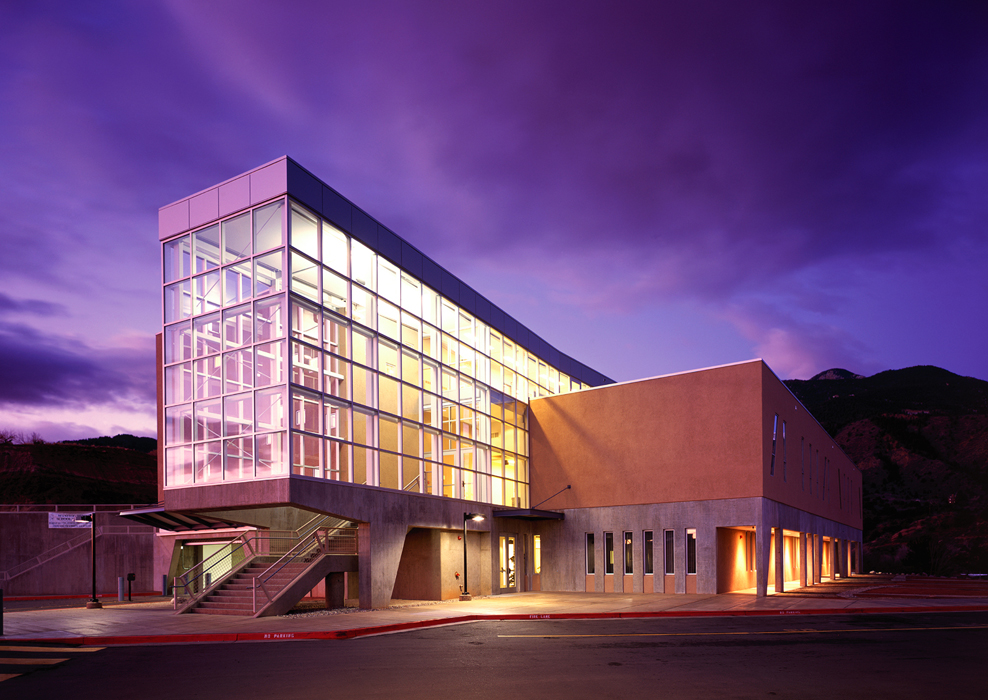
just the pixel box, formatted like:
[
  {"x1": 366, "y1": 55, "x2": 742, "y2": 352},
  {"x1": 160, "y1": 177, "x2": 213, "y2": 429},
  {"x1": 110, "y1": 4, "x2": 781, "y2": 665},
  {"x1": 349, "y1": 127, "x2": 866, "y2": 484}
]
[
  {"x1": 539, "y1": 498, "x2": 764, "y2": 596},
  {"x1": 537, "y1": 497, "x2": 862, "y2": 596},
  {"x1": 391, "y1": 528, "x2": 490, "y2": 600},
  {"x1": 0, "y1": 509, "x2": 155, "y2": 596}
]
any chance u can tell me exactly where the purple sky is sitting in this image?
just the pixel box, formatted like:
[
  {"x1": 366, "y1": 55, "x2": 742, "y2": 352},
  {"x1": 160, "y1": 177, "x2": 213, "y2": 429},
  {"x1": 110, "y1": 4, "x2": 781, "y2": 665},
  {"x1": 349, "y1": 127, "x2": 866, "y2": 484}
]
[{"x1": 2, "y1": 1, "x2": 987, "y2": 442}]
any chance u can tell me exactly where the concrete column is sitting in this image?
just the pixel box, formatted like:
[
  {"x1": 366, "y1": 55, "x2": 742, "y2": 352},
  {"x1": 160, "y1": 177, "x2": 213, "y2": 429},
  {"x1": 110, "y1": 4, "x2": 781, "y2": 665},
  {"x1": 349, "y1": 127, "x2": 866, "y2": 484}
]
[
  {"x1": 325, "y1": 572, "x2": 345, "y2": 609},
  {"x1": 799, "y1": 532, "x2": 808, "y2": 588},
  {"x1": 357, "y1": 520, "x2": 407, "y2": 609},
  {"x1": 856, "y1": 540, "x2": 863, "y2": 574},
  {"x1": 831, "y1": 538, "x2": 839, "y2": 580},
  {"x1": 774, "y1": 527, "x2": 784, "y2": 594},
  {"x1": 813, "y1": 535, "x2": 822, "y2": 584},
  {"x1": 755, "y1": 524, "x2": 772, "y2": 597}
]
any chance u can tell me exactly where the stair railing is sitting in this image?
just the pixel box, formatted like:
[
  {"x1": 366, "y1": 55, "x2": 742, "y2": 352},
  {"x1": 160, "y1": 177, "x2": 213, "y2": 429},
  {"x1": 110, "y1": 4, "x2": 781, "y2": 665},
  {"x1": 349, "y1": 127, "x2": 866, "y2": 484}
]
[
  {"x1": 0, "y1": 527, "x2": 103, "y2": 583},
  {"x1": 171, "y1": 515, "x2": 356, "y2": 611},
  {"x1": 173, "y1": 531, "x2": 258, "y2": 609},
  {"x1": 251, "y1": 527, "x2": 358, "y2": 614}
]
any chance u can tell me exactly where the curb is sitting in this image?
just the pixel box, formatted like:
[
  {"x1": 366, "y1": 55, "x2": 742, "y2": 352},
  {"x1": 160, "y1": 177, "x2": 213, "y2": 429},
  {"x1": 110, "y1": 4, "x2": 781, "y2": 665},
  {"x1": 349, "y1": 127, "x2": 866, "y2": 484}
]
[{"x1": 9, "y1": 604, "x2": 988, "y2": 647}]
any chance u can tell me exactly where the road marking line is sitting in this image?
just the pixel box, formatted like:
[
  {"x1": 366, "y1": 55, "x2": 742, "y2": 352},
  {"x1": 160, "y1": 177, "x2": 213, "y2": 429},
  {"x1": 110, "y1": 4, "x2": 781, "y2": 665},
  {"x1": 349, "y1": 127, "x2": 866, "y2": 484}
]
[
  {"x1": 498, "y1": 624, "x2": 988, "y2": 639},
  {"x1": 0, "y1": 646, "x2": 104, "y2": 653}
]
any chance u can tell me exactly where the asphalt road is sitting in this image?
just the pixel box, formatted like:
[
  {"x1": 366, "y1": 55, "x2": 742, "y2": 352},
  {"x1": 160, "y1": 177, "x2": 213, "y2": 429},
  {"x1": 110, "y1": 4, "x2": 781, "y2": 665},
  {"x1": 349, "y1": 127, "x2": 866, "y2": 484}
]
[{"x1": 3, "y1": 612, "x2": 986, "y2": 699}]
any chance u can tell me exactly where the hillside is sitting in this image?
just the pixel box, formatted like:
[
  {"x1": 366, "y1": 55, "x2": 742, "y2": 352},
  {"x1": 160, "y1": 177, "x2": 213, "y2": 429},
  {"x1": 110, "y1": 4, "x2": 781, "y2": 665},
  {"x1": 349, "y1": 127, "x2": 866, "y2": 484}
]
[
  {"x1": 0, "y1": 441, "x2": 158, "y2": 505},
  {"x1": 785, "y1": 366, "x2": 988, "y2": 574}
]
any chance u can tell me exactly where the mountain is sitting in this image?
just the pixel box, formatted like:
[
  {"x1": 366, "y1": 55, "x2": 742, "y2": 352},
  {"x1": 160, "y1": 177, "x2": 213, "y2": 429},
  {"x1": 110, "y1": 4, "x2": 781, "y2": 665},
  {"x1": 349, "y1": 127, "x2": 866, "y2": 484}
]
[
  {"x1": 0, "y1": 441, "x2": 158, "y2": 505},
  {"x1": 785, "y1": 366, "x2": 988, "y2": 575},
  {"x1": 58, "y1": 434, "x2": 157, "y2": 454}
]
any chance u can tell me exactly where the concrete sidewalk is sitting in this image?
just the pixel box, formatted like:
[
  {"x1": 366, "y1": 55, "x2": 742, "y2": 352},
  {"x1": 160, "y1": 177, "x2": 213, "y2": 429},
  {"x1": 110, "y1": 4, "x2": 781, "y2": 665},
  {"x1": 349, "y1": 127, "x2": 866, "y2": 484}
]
[{"x1": 4, "y1": 577, "x2": 988, "y2": 645}]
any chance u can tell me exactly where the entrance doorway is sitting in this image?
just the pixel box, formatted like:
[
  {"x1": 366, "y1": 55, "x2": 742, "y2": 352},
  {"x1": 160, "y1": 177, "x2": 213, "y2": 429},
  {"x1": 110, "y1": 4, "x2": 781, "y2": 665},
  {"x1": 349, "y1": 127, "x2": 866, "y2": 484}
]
[{"x1": 499, "y1": 536, "x2": 516, "y2": 592}]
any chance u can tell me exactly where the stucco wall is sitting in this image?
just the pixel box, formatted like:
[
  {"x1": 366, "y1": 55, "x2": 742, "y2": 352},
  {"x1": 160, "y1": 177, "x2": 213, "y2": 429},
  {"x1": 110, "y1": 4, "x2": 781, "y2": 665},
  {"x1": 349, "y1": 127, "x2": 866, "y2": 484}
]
[
  {"x1": 760, "y1": 363, "x2": 862, "y2": 529},
  {"x1": 530, "y1": 361, "x2": 765, "y2": 510}
]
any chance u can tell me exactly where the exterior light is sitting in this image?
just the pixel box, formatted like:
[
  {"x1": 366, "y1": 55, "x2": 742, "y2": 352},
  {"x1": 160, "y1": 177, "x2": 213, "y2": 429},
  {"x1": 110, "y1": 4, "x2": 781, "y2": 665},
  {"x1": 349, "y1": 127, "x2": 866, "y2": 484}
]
[{"x1": 462, "y1": 513, "x2": 485, "y2": 599}]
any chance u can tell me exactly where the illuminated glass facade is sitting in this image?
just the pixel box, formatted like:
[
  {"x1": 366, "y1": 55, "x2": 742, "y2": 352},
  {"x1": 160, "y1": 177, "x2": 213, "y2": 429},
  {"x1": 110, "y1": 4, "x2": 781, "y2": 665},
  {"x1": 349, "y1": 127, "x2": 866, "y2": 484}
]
[{"x1": 161, "y1": 163, "x2": 609, "y2": 507}]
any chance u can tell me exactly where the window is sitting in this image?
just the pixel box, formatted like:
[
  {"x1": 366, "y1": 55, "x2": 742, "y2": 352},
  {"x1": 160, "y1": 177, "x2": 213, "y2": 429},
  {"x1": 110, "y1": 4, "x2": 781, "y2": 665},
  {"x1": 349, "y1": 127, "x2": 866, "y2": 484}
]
[
  {"x1": 604, "y1": 532, "x2": 614, "y2": 575},
  {"x1": 624, "y1": 531, "x2": 633, "y2": 575},
  {"x1": 686, "y1": 529, "x2": 697, "y2": 575},
  {"x1": 644, "y1": 531, "x2": 654, "y2": 575},
  {"x1": 782, "y1": 420, "x2": 787, "y2": 481},
  {"x1": 770, "y1": 414, "x2": 778, "y2": 476},
  {"x1": 534, "y1": 535, "x2": 541, "y2": 575},
  {"x1": 808, "y1": 443, "x2": 813, "y2": 493},
  {"x1": 664, "y1": 530, "x2": 674, "y2": 575},
  {"x1": 801, "y1": 437, "x2": 805, "y2": 491},
  {"x1": 586, "y1": 533, "x2": 595, "y2": 575}
]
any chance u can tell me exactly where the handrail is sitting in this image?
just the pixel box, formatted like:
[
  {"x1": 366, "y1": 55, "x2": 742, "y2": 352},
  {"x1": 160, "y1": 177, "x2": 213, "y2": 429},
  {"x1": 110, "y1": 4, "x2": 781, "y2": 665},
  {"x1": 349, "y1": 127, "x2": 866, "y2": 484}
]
[
  {"x1": 251, "y1": 528, "x2": 357, "y2": 614},
  {"x1": 173, "y1": 531, "x2": 256, "y2": 609},
  {"x1": 0, "y1": 527, "x2": 103, "y2": 582},
  {"x1": 171, "y1": 514, "x2": 355, "y2": 612}
]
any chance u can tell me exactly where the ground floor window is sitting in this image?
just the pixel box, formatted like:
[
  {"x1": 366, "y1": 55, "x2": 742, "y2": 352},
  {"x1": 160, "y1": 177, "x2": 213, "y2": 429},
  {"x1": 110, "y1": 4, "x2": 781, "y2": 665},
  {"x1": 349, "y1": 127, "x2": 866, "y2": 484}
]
[
  {"x1": 644, "y1": 530, "x2": 653, "y2": 575},
  {"x1": 664, "y1": 530, "x2": 674, "y2": 575},
  {"x1": 686, "y1": 528, "x2": 697, "y2": 574},
  {"x1": 533, "y1": 534, "x2": 541, "y2": 575},
  {"x1": 586, "y1": 533, "x2": 595, "y2": 575},
  {"x1": 604, "y1": 532, "x2": 614, "y2": 574},
  {"x1": 624, "y1": 531, "x2": 633, "y2": 574}
]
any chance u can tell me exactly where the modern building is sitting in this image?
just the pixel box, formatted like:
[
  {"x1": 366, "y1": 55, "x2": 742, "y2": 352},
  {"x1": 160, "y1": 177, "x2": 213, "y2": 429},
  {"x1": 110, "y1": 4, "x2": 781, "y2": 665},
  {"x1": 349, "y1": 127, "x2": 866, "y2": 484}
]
[{"x1": 144, "y1": 157, "x2": 862, "y2": 612}]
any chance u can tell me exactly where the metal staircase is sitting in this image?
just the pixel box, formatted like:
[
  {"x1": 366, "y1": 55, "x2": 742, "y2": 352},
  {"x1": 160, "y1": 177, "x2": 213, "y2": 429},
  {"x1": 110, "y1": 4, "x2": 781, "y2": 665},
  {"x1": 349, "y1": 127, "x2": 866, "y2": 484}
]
[{"x1": 172, "y1": 515, "x2": 358, "y2": 617}]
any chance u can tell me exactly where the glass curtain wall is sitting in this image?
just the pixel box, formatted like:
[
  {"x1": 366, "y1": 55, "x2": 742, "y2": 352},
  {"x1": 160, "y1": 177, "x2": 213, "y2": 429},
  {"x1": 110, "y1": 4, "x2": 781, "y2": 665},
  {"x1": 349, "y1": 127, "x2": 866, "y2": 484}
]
[{"x1": 161, "y1": 197, "x2": 586, "y2": 507}]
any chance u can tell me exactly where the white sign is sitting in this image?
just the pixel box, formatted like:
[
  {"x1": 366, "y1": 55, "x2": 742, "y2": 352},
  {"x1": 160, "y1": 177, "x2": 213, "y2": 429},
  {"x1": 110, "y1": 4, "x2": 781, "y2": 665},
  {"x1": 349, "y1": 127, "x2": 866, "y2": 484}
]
[{"x1": 48, "y1": 512, "x2": 92, "y2": 529}]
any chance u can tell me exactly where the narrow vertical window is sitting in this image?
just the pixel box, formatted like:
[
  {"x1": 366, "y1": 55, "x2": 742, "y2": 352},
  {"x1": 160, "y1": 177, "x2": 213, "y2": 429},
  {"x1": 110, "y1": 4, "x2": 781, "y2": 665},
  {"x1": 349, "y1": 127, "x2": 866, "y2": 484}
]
[
  {"x1": 534, "y1": 535, "x2": 541, "y2": 575},
  {"x1": 801, "y1": 437, "x2": 805, "y2": 491},
  {"x1": 782, "y1": 420, "x2": 787, "y2": 481},
  {"x1": 604, "y1": 532, "x2": 614, "y2": 575},
  {"x1": 586, "y1": 533, "x2": 595, "y2": 575},
  {"x1": 808, "y1": 444, "x2": 814, "y2": 493},
  {"x1": 770, "y1": 414, "x2": 778, "y2": 476},
  {"x1": 624, "y1": 531, "x2": 633, "y2": 575},
  {"x1": 686, "y1": 529, "x2": 697, "y2": 575},
  {"x1": 664, "y1": 530, "x2": 675, "y2": 575},
  {"x1": 644, "y1": 531, "x2": 654, "y2": 575}
]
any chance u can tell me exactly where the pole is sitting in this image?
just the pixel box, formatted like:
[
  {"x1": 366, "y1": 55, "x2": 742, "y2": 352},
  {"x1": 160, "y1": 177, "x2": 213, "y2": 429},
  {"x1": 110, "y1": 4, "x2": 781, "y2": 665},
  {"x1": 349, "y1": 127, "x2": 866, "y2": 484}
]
[
  {"x1": 86, "y1": 513, "x2": 102, "y2": 609},
  {"x1": 462, "y1": 516, "x2": 469, "y2": 597}
]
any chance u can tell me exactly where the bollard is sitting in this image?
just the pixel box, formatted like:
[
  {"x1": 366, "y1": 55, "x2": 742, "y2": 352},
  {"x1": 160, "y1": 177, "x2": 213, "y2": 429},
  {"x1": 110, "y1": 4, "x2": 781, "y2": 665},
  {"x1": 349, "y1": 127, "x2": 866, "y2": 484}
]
[
  {"x1": 1, "y1": 587, "x2": 4, "y2": 637},
  {"x1": 161, "y1": 574, "x2": 168, "y2": 596},
  {"x1": 118, "y1": 577, "x2": 125, "y2": 602}
]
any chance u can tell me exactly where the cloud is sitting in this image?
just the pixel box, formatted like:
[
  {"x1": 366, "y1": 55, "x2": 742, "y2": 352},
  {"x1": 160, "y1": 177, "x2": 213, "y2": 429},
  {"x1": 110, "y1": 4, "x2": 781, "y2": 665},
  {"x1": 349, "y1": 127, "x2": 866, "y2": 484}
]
[
  {"x1": 0, "y1": 293, "x2": 66, "y2": 317},
  {"x1": 0, "y1": 321, "x2": 154, "y2": 408},
  {"x1": 720, "y1": 299, "x2": 881, "y2": 380}
]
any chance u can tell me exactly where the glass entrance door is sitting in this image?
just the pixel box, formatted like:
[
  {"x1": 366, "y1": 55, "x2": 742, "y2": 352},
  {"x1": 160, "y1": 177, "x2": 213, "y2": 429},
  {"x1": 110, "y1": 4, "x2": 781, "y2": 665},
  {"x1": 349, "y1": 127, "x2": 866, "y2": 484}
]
[{"x1": 499, "y1": 536, "x2": 516, "y2": 591}]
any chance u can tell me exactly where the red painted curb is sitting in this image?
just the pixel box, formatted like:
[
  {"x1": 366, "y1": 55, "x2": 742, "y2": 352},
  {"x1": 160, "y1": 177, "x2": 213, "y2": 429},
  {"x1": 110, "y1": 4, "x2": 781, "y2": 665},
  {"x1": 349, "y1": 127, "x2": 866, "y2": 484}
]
[
  {"x1": 9, "y1": 605, "x2": 988, "y2": 646},
  {"x1": 2, "y1": 593, "x2": 162, "y2": 602}
]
